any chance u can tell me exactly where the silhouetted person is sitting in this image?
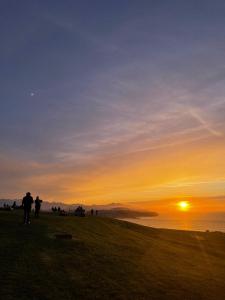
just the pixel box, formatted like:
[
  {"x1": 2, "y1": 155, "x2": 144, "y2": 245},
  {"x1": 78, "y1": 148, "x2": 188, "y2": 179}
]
[
  {"x1": 35, "y1": 196, "x2": 43, "y2": 218},
  {"x1": 12, "y1": 201, "x2": 16, "y2": 209},
  {"x1": 96, "y1": 210, "x2": 98, "y2": 216},
  {"x1": 91, "y1": 209, "x2": 94, "y2": 216},
  {"x1": 22, "y1": 192, "x2": 34, "y2": 224}
]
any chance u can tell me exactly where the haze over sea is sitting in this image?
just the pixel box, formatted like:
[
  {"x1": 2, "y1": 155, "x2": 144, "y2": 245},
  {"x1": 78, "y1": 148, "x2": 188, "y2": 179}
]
[{"x1": 123, "y1": 213, "x2": 225, "y2": 232}]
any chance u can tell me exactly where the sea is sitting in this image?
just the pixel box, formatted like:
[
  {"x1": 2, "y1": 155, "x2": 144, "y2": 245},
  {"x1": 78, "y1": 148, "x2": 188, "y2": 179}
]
[{"x1": 121, "y1": 213, "x2": 225, "y2": 232}]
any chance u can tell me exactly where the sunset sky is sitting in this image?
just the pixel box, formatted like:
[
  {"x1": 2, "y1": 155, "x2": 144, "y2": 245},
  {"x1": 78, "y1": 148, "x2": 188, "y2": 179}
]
[{"x1": 0, "y1": 1, "x2": 225, "y2": 208}]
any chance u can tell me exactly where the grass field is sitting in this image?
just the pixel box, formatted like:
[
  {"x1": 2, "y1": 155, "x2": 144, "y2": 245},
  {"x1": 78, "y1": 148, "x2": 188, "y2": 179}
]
[{"x1": 0, "y1": 211, "x2": 225, "y2": 300}]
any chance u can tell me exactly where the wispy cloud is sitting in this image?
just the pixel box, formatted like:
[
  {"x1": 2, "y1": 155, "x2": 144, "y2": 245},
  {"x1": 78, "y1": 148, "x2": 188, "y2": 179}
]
[{"x1": 188, "y1": 108, "x2": 223, "y2": 137}]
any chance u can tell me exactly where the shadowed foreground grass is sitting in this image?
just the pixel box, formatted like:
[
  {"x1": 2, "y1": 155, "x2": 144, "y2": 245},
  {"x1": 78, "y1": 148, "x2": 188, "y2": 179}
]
[{"x1": 0, "y1": 211, "x2": 225, "y2": 300}]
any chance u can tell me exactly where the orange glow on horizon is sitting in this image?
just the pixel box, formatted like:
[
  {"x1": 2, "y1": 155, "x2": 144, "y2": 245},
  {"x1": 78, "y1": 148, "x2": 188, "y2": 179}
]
[{"x1": 17, "y1": 132, "x2": 225, "y2": 211}]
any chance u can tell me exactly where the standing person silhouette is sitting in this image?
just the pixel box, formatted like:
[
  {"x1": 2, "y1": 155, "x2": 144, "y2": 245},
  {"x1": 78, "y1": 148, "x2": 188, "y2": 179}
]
[
  {"x1": 34, "y1": 196, "x2": 43, "y2": 218},
  {"x1": 22, "y1": 192, "x2": 34, "y2": 224}
]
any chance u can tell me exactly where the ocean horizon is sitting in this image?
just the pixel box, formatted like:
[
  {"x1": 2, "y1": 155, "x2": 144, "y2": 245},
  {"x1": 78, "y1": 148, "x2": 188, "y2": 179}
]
[{"x1": 121, "y1": 212, "x2": 225, "y2": 232}]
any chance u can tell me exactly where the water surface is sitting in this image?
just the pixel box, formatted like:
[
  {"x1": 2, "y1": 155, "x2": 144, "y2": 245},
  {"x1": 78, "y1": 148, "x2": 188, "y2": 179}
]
[{"x1": 121, "y1": 213, "x2": 225, "y2": 232}]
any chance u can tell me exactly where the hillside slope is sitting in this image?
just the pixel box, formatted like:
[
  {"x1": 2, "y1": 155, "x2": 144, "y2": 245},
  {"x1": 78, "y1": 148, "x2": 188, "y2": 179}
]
[{"x1": 0, "y1": 211, "x2": 225, "y2": 300}]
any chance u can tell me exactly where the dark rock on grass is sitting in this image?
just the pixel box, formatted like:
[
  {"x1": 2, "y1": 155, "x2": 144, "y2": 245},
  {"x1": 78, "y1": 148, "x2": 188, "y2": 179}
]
[{"x1": 55, "y1": 233, "x2": 73, "y2": 239}]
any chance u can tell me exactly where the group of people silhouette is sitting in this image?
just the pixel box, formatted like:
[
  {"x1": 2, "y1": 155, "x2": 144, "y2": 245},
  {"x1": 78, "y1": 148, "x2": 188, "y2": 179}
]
[
  {"x1": 22, "y1": 192, "x2": 43, "y2": 224},
  {"x1": 1, "y1": 193, "x2": 101, "y2": 225}
]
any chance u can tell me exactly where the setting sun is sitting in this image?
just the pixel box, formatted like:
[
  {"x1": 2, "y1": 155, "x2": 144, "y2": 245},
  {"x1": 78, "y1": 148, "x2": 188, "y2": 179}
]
[{"x1": 177, "y1": 201, "x2": 190, "y2": 212}]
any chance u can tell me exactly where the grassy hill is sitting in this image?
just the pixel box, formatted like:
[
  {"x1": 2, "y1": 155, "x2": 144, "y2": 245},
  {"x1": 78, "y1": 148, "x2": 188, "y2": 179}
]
[{"x1": 0, "y1": 211, "x2": 225, "y2": 300}]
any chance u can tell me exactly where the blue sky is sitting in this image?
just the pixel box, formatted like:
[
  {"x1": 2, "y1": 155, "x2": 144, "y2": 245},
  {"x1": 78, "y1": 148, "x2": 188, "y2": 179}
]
[{"x1": 0, "y1": 1, "x2": 225, "y2": 202}]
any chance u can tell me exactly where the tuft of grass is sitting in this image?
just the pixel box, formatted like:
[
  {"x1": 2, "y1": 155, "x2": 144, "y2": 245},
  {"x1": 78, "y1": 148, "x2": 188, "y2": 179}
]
[{"x1": 0, "y1": 211, "x2": 225, "y2": 299}]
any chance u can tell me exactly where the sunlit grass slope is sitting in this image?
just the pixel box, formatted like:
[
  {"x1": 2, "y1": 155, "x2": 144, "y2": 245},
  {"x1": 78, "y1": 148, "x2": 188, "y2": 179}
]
[{"x1": 0, "y1": 211, "x2": 225, "y2": 300}]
